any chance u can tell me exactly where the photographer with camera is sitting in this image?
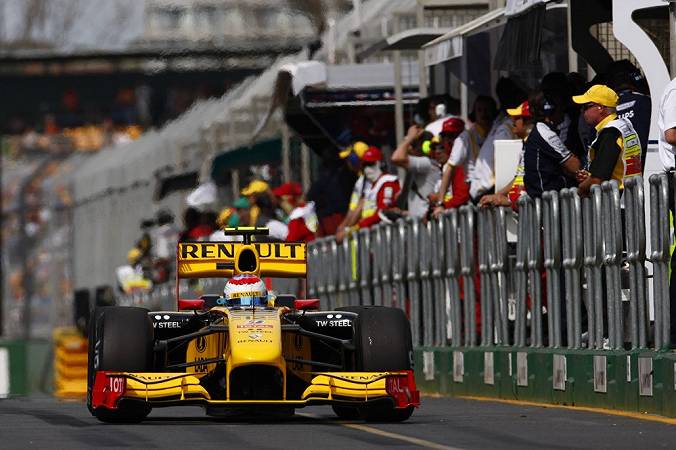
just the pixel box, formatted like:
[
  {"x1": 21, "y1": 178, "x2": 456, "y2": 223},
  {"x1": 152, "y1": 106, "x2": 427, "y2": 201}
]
[{"x1": 391, "y1": 124, "x2": 443, "y2": 220}]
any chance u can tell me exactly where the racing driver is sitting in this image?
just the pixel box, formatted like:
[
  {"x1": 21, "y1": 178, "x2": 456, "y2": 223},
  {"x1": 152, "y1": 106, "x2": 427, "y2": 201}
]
[{"x1": 223, "y1": 274, "x2": 269, "y2": 307}]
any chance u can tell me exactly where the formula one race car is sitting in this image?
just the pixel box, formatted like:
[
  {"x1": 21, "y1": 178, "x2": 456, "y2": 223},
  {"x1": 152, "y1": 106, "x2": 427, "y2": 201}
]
[{"x1": 87, "y1": 227, "x2": 419, "y2": 423}]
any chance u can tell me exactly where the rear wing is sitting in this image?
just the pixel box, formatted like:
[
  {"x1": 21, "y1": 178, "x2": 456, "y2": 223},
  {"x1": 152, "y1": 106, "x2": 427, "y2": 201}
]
[{"x1": 176, "y1": 227, "x2": 306, "y2": 279}]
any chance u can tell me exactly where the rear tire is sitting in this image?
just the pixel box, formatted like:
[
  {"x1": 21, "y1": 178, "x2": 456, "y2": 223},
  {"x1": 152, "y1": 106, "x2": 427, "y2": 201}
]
[
  {"x1": 335, "y1": 306, "x2": 415, "y2": 422},
  {"x1": 87, "y1": 306, "x2": 153, "y2": 423}
]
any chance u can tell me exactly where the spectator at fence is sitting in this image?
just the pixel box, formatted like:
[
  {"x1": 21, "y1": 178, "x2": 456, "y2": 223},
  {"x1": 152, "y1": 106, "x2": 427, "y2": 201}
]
[
  {"x1": 436, "y1": 96, "x2": 495, "y2": 206},
  {"x1": 150, "y1": 208, "x2": 179, "y2": 284},
  {"x1": 273, "y1": 181, "x2": 318, "y2": 243},
  {"x1": 425, "y1": 95, "x2": 461, "y2": 136},
  {"x1": 575, "y1": 85, "x2": 642, "y2": 196},
  {"x1": 116, "y1": 248, "x2": 152, "y2": 295},
  {"x1": 179, "y1": 207, "x2": 213, "y2": 242},
  {"x1": 307, "y1": 158, "x2": 352, "y2": 237},
  {"x1": 336, "y1": 142, "x2": 371, "y2": 242},
  {"x1": 356, "y1": 147, "x2": 400, "y2": 229},
  {"x1": 607, "y1": 59, "x2": 651, "y2": 171},
  {"x1": 657, "y1": 75, "x2": 676, "y2": 345},
  {"x1": 541, "y1": 72, "x2": 585, "y2": 163},
  {"x1": 480, "y1": 100, "x2": 533, "y2": 209},
  {"x1": 430, "y1": 118, "x2": 470, "y2": 215},
  {"x1": 231, "y1": 197, "x2": 251, "y2": 231},
  {"x1": 470, "y1": 78, "x2": 527, "y2": 201},
  {"x1": 391, "y1": 125, "x2": 440, "y2": 219},
  {"x1": 241, "y1": 179, "x2": 270, "y2": 226},
  {"x1": 524, "y1": 92, "x2": 582, "y2": 199},
  {"x1": 254, "y1": 193, "x2": 288, "y2": 241},
  {"x1": 208, "y1": 207, "x2": 240, "y2": 241}
]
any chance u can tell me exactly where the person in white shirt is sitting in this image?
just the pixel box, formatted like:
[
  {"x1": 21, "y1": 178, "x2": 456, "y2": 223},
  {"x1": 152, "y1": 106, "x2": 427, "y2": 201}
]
[
  {"x1": 657, "y1": 76, "x2": 676, "y2": 345},
  {"x1": 438, "y1": 96, "x2": 496, "y2": 200},
  {"x1": 658, "y1": 77, "x2": 676, "y2": 171},
  {"x1": 469, "y1": 112, "x2": 518, "y2": 199},
  {"x1": 468, "y1": 78, "x2": 527, "y2": 201}
]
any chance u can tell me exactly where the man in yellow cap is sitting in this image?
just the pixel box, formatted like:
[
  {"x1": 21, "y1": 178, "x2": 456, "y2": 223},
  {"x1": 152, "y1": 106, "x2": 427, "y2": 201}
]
[
  {"x1": 574, "y1": 85, "x2": 642, "y2": 195},
  {"x1": 240, "y1": 180, "x2": 270, "y2": 226}
]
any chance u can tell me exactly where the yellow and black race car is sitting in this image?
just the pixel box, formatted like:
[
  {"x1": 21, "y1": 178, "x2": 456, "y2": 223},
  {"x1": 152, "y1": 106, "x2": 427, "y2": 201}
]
[{"x1": 87, "y1": 228, "x2": 419, "y2": 423}]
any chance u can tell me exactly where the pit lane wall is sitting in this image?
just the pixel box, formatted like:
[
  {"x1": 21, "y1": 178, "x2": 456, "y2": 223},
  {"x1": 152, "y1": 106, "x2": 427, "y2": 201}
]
[
  {"x1": 0, "y1": 339, "x2": 52, "y2": 397},
  {"x1": 412, "y1": 347, "x2": 676, "y2": 418}
]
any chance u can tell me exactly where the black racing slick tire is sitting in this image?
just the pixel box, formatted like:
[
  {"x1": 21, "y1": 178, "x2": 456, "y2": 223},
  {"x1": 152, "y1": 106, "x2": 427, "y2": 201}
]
[
  {"x1": 87, "y1": 306, "x2": 153, "y2": 423},
  {"x1": 337, "y1": 306, "x2": 412, "y2": 371},
  {"x1": 335, "y1": 306, "x2": 415, "y2": 422}
]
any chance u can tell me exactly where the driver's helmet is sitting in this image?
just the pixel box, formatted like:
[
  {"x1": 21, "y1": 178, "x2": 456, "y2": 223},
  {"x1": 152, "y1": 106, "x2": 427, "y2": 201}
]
[{"x1": 223, "y1": 274, "x2": 268, "y2": 307}]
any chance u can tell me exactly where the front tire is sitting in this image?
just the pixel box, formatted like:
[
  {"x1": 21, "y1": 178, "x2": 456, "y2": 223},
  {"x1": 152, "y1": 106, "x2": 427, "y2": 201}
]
[
  {"x1": 336, "y1": 306, "x2": 415, "y2": 422},
  {"x1": 87, "y1": 306, "x2": 153, "y2": 423}
]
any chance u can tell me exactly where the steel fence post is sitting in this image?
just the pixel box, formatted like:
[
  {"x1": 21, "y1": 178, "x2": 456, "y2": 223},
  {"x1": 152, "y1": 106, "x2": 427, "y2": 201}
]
[
  {"x1": 358, "y1": 228, "x2": 372, "y2": 306},
  {"x1": 624, "y1": 177, "x2": 647, "y2": 349},
  {"x1": 380, "y1": 224, "x2": 393, "y2": 307},
  {"x1": 419, "y1": 219, "x2": 435, "y2": 346},
  {"x1": 370, "y1": 225, "x2": 382, "y2": 306},
  {"x1": 649, "y1": 174, "x2": 671, "y2": 349},
  {"x1": 583, "y1": 187, "x2": 605, "y2": 349},
  {"x1": 405, "y1": 217, "x2": 422, "y2": 346},
  {"x1": 431, "y1": 216, "x2": 447, "y2": 345},
  {"x1": 327, "y1": 239, "x2": 338, "y2": 310},
  {"x1": 392, "y1": 219, "x2": 407, "y2": 311},
  {"x1": 491, "y1": 206, "x2": 510, "y2": 345},
  {"x1": 600, "y1": 181, "x2": 624, "y2": 349},
  {"x1": 477, "y1": 207, "x2": 492, "y2": 346},
  {"x1": 526, "y1": 197, "x2": 544, "y2": 347},
  {"x1": 336, "y1": 238, "x2": 347, "y2": 307},
  {"x1": 443, "y1": 209, "x2": 463, "y2": 346},
  {"x1": 560, "y1": 188, "x2": 584, "y2": 349},
  {"x1": 316, "y1": 238, "x2": 327, "y2": 306},
  {"x1": 459, "y1": 205, "x2": 477, "y2": 346},
  {"x1": 542, "y1": 191, "x2": 563, "y2": 348},
  {"x1": 514, "y1": 196, "x2": 530, "y2": 347}
]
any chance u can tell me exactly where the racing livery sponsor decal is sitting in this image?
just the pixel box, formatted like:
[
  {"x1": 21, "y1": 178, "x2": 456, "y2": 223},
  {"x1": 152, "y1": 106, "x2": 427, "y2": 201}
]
[
  {"x1": 195, "y1": 357, "x2": 209, "y2": 372},
  {"x1": 154, "y1": 321, "x2": 180, "y2": 329},
  {"x1": 236, "y1": 319, "x2": 273, "y2": 329},
  {"x1": 196, "y1": 336, "x2": 207, "y2": 353},
  {"x1": 329, "y1": 373, "x2": 388, "y2": 381},
  {"x1": 314, "y1": 314, "x2": 351, "y2": 327},
  {"x1": 109, "y1": 376, "x2": 125, "y2": 393},
  {"x1": 179, "y1": 242, "x2": 304, "y2": 260},
  {"x1": 152, "y1": 314, "x2": 182, "y2": 329}
]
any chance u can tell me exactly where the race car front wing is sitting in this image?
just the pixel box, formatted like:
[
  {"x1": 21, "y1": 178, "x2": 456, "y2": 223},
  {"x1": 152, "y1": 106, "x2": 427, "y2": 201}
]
[{"x1": 91, "y1": 370, "x2": 420, "y2": 410}]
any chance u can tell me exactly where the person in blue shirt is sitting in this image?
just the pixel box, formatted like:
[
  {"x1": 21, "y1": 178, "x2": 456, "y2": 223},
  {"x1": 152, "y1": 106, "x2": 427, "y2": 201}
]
[
  {"x1": 607, "y1": 59, "x2": 651, "y2": 172},
  {"x1": 523, "y1": 91, "x2": 582, "y2": 198}
]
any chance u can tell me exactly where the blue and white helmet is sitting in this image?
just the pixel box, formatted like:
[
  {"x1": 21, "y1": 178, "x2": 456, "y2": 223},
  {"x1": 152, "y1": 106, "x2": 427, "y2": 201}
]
[{"x1": 223, "y1": 274, "x2": 268, "y2": 307}]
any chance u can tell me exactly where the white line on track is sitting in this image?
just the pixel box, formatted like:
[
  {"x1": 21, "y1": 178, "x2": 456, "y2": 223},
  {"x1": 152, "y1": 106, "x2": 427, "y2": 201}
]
[{"x1": 297, "y1": 413, "x2": 464, "y2": 450}]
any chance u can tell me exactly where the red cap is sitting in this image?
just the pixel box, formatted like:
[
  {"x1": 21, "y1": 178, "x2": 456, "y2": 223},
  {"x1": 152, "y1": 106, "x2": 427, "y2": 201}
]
[
  {"x1": 361, "y1": 146, "x2": 383, "y2": 163},
  {"x1": 272, "y1": 181, "x2": 303, "y2": 197},
  {"x1": 441, "y1": 117, "x2": 465, "y2": 135}
]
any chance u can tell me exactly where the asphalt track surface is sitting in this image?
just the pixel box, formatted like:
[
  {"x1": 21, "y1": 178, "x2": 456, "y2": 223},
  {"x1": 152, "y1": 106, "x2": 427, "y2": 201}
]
[{"x1": 1, "y1": 396, "x2": 675, "y2": 449}]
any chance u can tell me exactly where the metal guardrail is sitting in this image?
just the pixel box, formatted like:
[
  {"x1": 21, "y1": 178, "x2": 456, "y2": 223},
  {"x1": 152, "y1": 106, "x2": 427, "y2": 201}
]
[{"x1": 307, "y1": 175, "x2": 674, "y2": 351}]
